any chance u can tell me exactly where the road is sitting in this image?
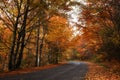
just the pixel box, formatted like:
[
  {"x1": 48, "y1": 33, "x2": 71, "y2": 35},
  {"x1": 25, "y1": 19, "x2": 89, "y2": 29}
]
[{"x1": 0, "y1": 62, "x2": 88, "y2": 80}]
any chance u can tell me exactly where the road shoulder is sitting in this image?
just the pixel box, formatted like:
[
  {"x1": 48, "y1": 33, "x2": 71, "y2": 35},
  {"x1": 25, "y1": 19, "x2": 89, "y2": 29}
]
[{"x1": 85, "y1": 62, "x2": 120, "y2": 80}]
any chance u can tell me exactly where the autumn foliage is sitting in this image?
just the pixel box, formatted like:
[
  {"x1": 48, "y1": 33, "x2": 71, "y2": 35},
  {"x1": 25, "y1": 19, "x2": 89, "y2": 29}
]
[{"x1": 0, "y1": 0, "x2": 120, "y2": 75}]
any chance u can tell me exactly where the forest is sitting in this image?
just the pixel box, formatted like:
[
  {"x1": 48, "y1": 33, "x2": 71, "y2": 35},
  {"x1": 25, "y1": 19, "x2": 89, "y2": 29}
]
[{"x1": 0, "y1": 0, "x2": 120, "y2": 74}]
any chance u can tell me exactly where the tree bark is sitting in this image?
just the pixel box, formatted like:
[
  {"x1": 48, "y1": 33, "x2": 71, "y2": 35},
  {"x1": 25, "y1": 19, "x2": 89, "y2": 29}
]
[
  {"x1": 35, "y1": 26, "x2": 40, "y2": 67},
  {"x1": 8, "y1": 13, "x2": 20, "y2": 70}
]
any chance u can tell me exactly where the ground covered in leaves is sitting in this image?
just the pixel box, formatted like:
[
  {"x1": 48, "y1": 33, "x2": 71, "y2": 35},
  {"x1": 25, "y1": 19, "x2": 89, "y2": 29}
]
[{"x1": 85, "y1": 62, "x2": 120, "y2": 80}]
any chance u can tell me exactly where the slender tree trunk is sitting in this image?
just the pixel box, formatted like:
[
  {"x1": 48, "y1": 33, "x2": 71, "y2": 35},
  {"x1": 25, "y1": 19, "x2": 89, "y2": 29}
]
[
  {"x1": 39, "y1": 40, "x2": 43, "y2": 66},
  {"x1": 55, "y1": 48, "x2": 60, "y2": 64},
  {"x1": 14, "y1": 32, "x2": 22, "y2": 68},
  {"x1": 55, "y1": 52, "x2": 58, "y2": 64},
  {"x1": 35, "y1": 26, "x2": 40, "y2": 67},
  {"x1": 39, "y1": 26, "x2": 46, "y2": 66}
]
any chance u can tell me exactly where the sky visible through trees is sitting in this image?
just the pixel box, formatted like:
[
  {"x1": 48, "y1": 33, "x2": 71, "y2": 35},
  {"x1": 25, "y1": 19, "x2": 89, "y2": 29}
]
[{"x1": 66, "y1": 0, "x2": 86, "y2": 36}]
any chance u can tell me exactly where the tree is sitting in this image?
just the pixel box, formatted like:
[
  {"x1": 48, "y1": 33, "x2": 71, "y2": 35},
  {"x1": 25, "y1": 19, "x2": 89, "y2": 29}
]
[
  {"x1": 0, "y1": 0, "x2": 42, "y2": 70},
  {"x1": 0, "y1": 0, "x2": 81, "y2": 70},
  {"x1": 81, "y1": 0, "x2": 120, "y2": 61},
  {"x1": 34, "y1": 0, "x2": 72, "y2": 66},
  {"x1": 47, "y1": 15, "x2": 72, "y2": 64}
]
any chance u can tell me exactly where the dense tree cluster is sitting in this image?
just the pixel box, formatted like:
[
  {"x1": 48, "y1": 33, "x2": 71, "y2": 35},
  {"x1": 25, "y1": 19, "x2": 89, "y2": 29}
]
[
  {"x1": 0, "y1": 0, "x2": 119, "y2": 72},
  {"x1": 80, "y1": 0, "x2": 120, "y2": 61},
  {"x1": 0, "y1": 0, "x2": 73, "y2": 71}
]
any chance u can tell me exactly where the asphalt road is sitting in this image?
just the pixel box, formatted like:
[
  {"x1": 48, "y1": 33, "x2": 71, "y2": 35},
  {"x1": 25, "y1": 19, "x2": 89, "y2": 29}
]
[{"x1": 0, "y1": 62, "x2": 88, "y2": 80}]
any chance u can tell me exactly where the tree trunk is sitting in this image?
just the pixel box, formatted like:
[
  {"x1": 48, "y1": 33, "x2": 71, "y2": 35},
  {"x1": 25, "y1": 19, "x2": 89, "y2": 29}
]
[
  {"x1": 39, "y1": 25, "x2": 47, "y2": 66},
  {"x1": 35, "y1": 26, "x2": 40, "y2": 67},
  {"x1": 14, "y1": 32, "x2": 22, "y2": 68},
  {"x1": 39, "y1": 43, "x2": 43, "y2": 66},
  {"x1": 8, "y1": 13, "x2": 19, "y2": 70},
  {"x1": 16, "y1": 29, "x2": 26, "y2": 69}
]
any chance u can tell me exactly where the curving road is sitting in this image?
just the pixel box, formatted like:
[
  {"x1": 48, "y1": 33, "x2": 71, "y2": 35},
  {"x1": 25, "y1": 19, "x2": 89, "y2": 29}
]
[{"x1": 0, "y1": 62, "x2": 88, "y2": 80}]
